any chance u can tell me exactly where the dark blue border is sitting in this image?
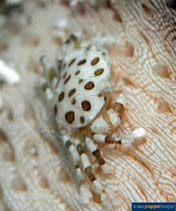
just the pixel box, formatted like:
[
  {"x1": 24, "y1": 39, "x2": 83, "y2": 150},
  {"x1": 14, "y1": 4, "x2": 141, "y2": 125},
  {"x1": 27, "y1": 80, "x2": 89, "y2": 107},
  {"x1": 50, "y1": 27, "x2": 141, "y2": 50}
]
[{"x1": 132, "y1": 202, "x2": 176, "y2": 211}]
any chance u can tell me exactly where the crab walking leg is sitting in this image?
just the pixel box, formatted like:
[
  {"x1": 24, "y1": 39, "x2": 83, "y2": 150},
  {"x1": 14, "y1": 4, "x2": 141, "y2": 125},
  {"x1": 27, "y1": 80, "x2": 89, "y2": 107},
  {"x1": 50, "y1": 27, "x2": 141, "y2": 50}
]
[
  {"x1": 84, "y1": 137, "x2": 111, "y2": 174},
  {"x1": 74, "y1": 140, "x2": 97, "y2": 183},
  {"x1": 80, "y1": 154, "x2": 107, "y2": 205},
  {"x1": 62, "y1": 138, "x2": 111, "y2": 206},
  {"x1": 61, "y1": 135, "x2": 96, "y2": 204},
  {"x1": 40, "y1": 56, "x2": 58, "y2": 91},
  {"x1": 62, "y1": 134, "x2": 105, "y2": 195},
  {"x1": 93, "y1": 128, "x2": 146, "y2": 147},
  {"x1": 80, "y1": 154, "x2": 103, "y2": 192},
  {"x1": 61, "y1": 133, "x2": 107, "y2": 202},
  {"x1": 71, "y1": 139, "x2": 99, "y2": 204},
  {"x1": 62, "y1": 134, "x2": 85, "y2": 182},
  {"x1": 85, "y1": 137, "x2": 105, "y2": 165},
  {"x1": 85, "y1": 137, "x2": 110, "y2": 174},
  {"x1": 76, "y1": 139, "x2": 110, "y2": 200},
  {"x1": 39, "y1": 77, "x2": 54, "y2": 102},
  {"x1": 74, "y1": 139, "x2": 108, "y2": 195},
  {"x1": 39, "y1": 56, "x2": 59, "y2": 105},
  {"x1": 73, "y1": 141, "x2": 111, "y2": 206}
]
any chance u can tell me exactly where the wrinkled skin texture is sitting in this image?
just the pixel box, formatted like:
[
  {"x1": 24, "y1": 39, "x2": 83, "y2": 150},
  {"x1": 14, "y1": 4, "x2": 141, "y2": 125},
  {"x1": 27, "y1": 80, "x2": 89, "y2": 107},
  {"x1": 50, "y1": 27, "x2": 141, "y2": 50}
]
[{"x1": 0, "y1": 0, "x2": 176, "y2": 211}]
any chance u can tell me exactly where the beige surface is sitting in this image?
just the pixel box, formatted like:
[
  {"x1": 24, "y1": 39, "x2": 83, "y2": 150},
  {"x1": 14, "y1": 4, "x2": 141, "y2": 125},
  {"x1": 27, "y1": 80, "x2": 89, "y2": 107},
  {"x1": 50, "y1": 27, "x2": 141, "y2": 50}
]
[{"x1": 0, "y1": 0, "x2": 176, "y2": 210}]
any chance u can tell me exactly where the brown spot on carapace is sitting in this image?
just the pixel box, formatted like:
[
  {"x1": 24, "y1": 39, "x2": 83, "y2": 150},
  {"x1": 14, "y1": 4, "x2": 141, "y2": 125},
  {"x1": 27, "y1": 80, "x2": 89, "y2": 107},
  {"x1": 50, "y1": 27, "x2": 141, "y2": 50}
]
[
  {"x1": 68, "y1": 58, "x2": 76, "y2": 66},
  {"x1": 71, "y1": 98, "x2": 76, "y2": 105},
  {"x1": 95, "y1": 68, "x2": 104, "y2": 76},
  {"x1": 81, "y1": 100, "x2": 91, "y2": 111},
  {"x1": 78, "y1": 79, "x2": 83, "y2": 84},
  {"x1": 64, "y1": 74, "x2": 71, "y2": 84},
  {"x1": 68, "y1": 88, "x2": 76, "y2": 97},
  {"x1": 58, "y1": 91, "x2": 65, "y2": 102},
  {"x1": 91, "y1": 57, "x2": 100, "y2": 65},
  {"x1": 84, "y1": 81, "x2": 95, "y2": 90},
  {"x1": 62, "y1": 72, "x2": 67, "y2": 79},
  {"x1": 75, "y1": 70, "x2": 80, "y2": 75},
  {"x1": 65, "y1": 111, "x2": 75, "y2": 123},
  {"x1": 80, "y1": 116, "x2": 85, "y2": 124},
  {"x1": 153, "y1": 64, "x2": 171, "y2": 79},
  {"x1": 77, "y1": 59, "x2": 86, "y2": 65},
  {"x1": 54, "y1": 105, "x2": 58, "y2": 115}
]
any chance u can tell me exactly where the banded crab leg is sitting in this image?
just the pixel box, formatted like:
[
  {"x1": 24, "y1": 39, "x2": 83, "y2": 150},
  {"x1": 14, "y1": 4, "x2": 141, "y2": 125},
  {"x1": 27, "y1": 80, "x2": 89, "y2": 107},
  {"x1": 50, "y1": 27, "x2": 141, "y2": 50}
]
[
  {"x1": 62, "y1": 134, "x2": 111, "y2": 205},
  {"x1": 73, "y1": 139, "x2": 104, "y2": 194},
  {"x1": 40, "y1": 56, "x2": 59, "y2": 91},
  {"x1": 39, "y1": 56, "x2": 57, "y2": 107},
  {"x1": 93, "y1": 127, "x2": 146, "y2": 147},
  {"x1": 61, "y1": 134, "x2": 85, "y2": 183},
  {"x1": 75, "y1": 137, "x2": 114, "y2": 209},
  {"x1": 61, "y1": 134, "x2": 98, "y2": 204},
  {"x1": 84, "y1": 137, "x2": 111, "y2": 174},
  {"x1": 91, "y1": 93, "x2": 146, "y2": 147}
]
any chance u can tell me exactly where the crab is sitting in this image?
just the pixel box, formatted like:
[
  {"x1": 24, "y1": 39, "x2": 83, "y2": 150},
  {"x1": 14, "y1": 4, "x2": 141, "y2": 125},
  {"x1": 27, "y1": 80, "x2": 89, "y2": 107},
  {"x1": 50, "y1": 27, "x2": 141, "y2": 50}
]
[{"x1": 39, "y1": 35, "x2": 146, "y2": 207}]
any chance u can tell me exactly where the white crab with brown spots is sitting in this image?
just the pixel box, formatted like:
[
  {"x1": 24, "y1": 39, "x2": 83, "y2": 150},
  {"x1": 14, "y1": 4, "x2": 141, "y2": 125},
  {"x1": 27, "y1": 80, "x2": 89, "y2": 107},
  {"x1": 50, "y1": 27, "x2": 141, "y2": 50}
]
[{"x1": 40, "y1": 35, "x2": 146, "y2": 207}]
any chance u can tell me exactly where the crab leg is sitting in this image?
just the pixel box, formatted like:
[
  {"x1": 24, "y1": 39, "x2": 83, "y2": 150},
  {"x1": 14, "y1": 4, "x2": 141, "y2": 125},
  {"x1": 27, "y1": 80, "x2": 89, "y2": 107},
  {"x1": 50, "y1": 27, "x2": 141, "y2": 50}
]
[
  {"x1": 85, "y1": 137, "x2": 105, "y2": 165},
  {"x1": 93, "y1": 127, "x2": 146, "y2": 147},
  {"x1": 62, "y1": 135, "x2": 102, "y2": 191},
  {"x1": 72, "y1": 138, "x2": 109, "y2": 200},
  {"x1": 74, "y1": 139, "x2": 97, "y2": 183},
  {"x1": 61, "y1": 134, "x2": 86, "y2": 182},
  {"x1": 40, "y1": 56, "x2": 58, "y2": 91}
]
